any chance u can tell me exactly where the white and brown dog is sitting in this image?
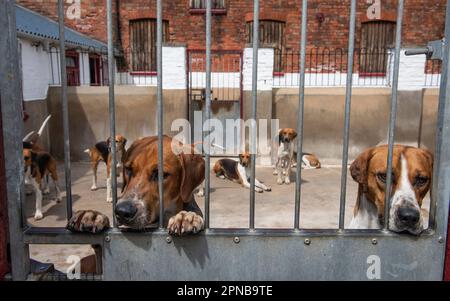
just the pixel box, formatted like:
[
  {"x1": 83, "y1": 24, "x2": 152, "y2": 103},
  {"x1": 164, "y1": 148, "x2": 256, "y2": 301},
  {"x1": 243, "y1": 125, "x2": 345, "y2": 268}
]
[
  {"x1": 68, "y1": 136, "x2": 206, "y2": 234},
  {"x1": 212, "y1": 152, "x2": 271, "y2": 193},
  {"x1": 84, "y1": 135, "x2": 127, "y2": 202},
  {"x1": 348, "y1": 145, "x2": 433, "y2": 235},
  {"x1": 23, "y1": 148, "x2": 61, "y2": 220}
]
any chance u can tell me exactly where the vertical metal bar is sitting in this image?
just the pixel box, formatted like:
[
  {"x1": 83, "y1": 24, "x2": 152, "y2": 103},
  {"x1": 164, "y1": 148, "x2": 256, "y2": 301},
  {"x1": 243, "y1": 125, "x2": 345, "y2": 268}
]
[
  {"x1": 58, "y1": 0, "x2": 73, "y2": 220},
  {"x1": 157, "y1": 0, "x2": 164, "y2": 229},
  {"x1": 0, "y1": 0, "x2": 30, "y2": 281},
  {"x1": 384, "y1": 0, "x2": 404, "y2": 230},
  {"x1": 107, "y1": 0, "x2": 117, "y2": 227},
  {"x1": 430, "y1": 0, "x2": 450, "y2": 230},
  {"x1": 204, "y1": 0, "x2": 212, "y2": 229},
  {"x1": 294, "y1": 0, "x2": 308, "y2": 230},
  {"x1": 249, "y1": 0, "x2": 259, "y2": 230},
  {"x1": 338, "y1": 0, "x2": 356, "y2": 230}
]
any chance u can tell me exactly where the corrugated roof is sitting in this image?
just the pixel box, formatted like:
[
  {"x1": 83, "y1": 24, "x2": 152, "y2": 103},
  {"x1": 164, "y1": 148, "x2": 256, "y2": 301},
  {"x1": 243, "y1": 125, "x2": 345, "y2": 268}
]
[{"x1": 15, "y1": 4, "x2": 107, "y2": 51}]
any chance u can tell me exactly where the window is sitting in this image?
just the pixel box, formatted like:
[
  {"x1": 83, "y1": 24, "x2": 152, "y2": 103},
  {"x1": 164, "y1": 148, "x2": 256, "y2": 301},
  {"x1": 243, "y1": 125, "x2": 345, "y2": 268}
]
[
  {"x1": 89, "y1": 54, "x2": 102, "y2": 86},
  {"x1": 129, "y1": 19, "x2": 169, "y2": 73},
  {"x1": 246, "y1": 20, "x2": 286, "y2": 73},
  {"x1": 66, "y1": 51, "x2": 80, "y2": 86},
  {"x1": 360, "y1": 21, "x2": 395, "y2": 76},
  {"x1": 189, "y1": 0, "x2": 227, "y2": 14}
]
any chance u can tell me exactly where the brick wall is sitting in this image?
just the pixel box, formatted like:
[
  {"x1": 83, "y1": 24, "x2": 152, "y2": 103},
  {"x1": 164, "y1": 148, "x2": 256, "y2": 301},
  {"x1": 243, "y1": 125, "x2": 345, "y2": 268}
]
[{"x1": 16, "y1": 0, "x2": 447, "y2": 69}]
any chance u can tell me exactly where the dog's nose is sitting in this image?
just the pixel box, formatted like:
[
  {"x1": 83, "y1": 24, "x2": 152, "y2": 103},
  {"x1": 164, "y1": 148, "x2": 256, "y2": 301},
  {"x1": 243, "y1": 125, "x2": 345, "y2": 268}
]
[
  {"x1": 397, "y1": 207, "x2": 420, "y2": 227},
  {"x1": 115, "y1": 201, "x2": 137, "y2": 220}
]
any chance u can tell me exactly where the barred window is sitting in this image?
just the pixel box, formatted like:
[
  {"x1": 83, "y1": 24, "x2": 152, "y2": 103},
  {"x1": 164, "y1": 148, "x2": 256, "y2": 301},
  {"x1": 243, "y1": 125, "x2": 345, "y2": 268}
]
[
  {"x1": 189, "y1": 0, "x2": 226, "y2": 10},
  {"x1": 360, "y1": 21, "x2": 395, "y2": 75},
  {"x1": 246, "y1": 20, "x2": 286, "y2": 73},
  {"x1": 129, "y1": 19, "x2": 169, "y2": 72}
]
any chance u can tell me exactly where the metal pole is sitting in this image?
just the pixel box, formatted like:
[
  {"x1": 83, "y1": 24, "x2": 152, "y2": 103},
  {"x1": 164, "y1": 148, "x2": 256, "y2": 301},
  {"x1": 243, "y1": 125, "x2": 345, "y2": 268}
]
[
  {"x1": 430, "y1": 0, "x2": 450, "y2": 230},
  {"x1": 294, "y1": 0, "x2": 308, "y2": 230},
  {"x1": 249, "y1": 0, "x2": 259, "y2": 230},
  {"x1": 0, "y1": 0, "x2": 30, "y2": 281},
  {"x1": 338, "y1": 0, "x2": 357, "y2": 230},
  {"x1": 384, "y1": 0, "x2": 404, "y2": 230},
  {"x1": 58, "y1": 0, "x2": 73, "y2": 220},
  {"x1": 204, "y1": 0, "x2": 212, "y2": 229},
  {"x1": 157, "y1": 0, "x2": 164, "y2": 229},
  {"x1": 107, "y1": 0, "x2": 117, "y2": 227}
]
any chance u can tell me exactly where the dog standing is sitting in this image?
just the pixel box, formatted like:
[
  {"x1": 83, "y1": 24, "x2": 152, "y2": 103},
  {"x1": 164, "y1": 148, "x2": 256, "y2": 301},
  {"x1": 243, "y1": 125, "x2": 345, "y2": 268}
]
[
  {"x1": 274, "y1": 128, "x2": 297, "y2": 185},
  {"x1": 84, "y1": 135, "x2": 127, "y2": 202},
  {"x1": 23, "y1": 148, "x2": 61, "y2": 220},
  {"x1": 213, "y1": 152, "x2": 271, "y2": 193},
  {"x1": 348, "y1": 145, "x2": 433, "y2": 235}
]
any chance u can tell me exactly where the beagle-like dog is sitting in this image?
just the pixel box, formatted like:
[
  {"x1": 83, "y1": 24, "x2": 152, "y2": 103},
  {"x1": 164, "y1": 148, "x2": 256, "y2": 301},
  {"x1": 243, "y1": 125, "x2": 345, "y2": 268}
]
[
  {"x1": 23, "y1": 148, "x2": 61, "y2": 220},
  {"x1": 68, "y1": 136, "x2": 205, "y2": 235},
  {"x1": 348, "y1": 145, "x2": 433, "y2": 235},
  {"x1": 292, "y1": 151, "x2": 322, "y2": 170},
  {"x1": 84, "y1": 135, "x2": 127, "y2": 202},
  {"x1": 212, "y1": 152, "x2": 271, "y2": 193},
  {"x1": 274, "y1": 128, "x2": 297, "y2": 185}
]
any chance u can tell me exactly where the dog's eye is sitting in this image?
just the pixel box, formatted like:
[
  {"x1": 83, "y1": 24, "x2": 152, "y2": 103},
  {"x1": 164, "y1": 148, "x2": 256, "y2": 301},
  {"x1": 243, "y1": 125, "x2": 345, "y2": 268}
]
[
  {"x1": 125, "y1": 166, "x2": 133, "y2": 178},
  {"x1": 414, "y1": 176, "x2": 429, "y2": 187},
  {"x1": 24, "y1": 156, "x2": 30, "y2": 161},
  {"x1": 376, "y1": 172, "x2": 387, "y2": 183},
  {"x1": 149, "y1": 169, "x2": 170, "y2": 181}
]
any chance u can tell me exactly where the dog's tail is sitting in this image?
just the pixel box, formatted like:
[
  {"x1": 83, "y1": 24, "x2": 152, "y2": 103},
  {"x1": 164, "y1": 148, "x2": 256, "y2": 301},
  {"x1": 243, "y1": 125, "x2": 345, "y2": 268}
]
[
  {"x1": 23, "y1": 115, "x2": 52, "y2": 144},
  {"x1": 37, "y1": 115, "x2": 52, "y2": 138},
  {"x1": 84, "y1": 148, "x2": 91, "y2": 156}
]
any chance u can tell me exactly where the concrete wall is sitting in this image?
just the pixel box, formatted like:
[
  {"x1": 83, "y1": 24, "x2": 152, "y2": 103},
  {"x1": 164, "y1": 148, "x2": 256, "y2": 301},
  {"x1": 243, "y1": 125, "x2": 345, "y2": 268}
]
[
  {"x1": 47, "y1": 86, "x2": 187, "y2": 161},
  {"x1": 273, "y1": 88, "x2": 440, "y2": 165}
]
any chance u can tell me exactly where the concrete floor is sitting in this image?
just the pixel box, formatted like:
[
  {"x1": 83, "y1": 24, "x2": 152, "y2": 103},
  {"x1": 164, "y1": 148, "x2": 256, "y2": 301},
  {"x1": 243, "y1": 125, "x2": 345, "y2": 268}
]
[{"x1": 27, "y1": 161, "x2": 430, "y2": 272}]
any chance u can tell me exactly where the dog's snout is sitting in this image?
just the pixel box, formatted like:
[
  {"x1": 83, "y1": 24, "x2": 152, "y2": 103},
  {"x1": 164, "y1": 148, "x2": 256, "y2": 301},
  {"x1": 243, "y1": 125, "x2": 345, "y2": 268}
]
[
  {"x1": 115, "y1": 201, "x2": 137, "y2": 221},
  {"x1": 397, "y1": 207, "x2": 420, "y2": 227}
]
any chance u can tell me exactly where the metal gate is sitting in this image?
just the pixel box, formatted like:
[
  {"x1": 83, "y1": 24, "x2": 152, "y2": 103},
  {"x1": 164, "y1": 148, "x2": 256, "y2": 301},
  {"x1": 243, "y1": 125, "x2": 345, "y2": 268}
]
[
  {"x1": 1, "y1": 0, "x2": 450, "y2": 281},
  {"x1": 187, "y1": 49, "x2": 243, "y2": 155}
]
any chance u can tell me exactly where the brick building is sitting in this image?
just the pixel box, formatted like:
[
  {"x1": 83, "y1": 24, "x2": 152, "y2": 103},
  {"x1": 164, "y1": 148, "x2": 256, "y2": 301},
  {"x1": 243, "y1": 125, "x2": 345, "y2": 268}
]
[{"x1": 16, "y1": 0, "x2": 446, "y2": 74}]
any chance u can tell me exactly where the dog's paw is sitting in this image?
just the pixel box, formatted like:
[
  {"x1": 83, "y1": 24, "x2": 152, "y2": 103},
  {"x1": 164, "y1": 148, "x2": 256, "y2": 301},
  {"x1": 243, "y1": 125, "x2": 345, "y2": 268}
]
[
  {"x1": 284, "y1": 178, "x2": 291, "y2": 185},
  {"x1": 66, "y1": 210, "x2": 110, "y2": 234},
  {"x1": 256, "y1": 187, "x2": 264, "y2": 193},
  {"x1": 168, "y1": 211, "x2": 204, "y2": 236},
  {"x1": 273, "y1": 170, "x2": 279, "y2": 175},
  {"x1": 265, "y1": 186, "x2": 272, "y2": 192},
  {"x1": 42, "y1": 187, "x2": 50, "y2": 195},
  {"x1": 34, "y1": 211, "x2": 43, "y2": 220},
  {"x1": 196, "y1": 189, "x2": 205, "y2": 197},
  {"x1": 106, "y1": 197, "x2": 113, "y2": 203},
  {"x1": 90, "y1": 185, "x2": 98, "y2": 191},
  {"x1": 277, "y1": 178, "x2": 284, "y2": 185}
]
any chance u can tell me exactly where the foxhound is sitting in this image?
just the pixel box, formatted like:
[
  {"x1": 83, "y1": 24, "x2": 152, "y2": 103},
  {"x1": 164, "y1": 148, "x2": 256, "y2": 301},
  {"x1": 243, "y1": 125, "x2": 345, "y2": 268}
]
[
  {"x1": 68, "y1": 136, "x2": 205, "y2": 235},
  {"x1": 84, "y1": 135, "x2": 127, "y2": 202},
  {"x1": 212, "y1": 152, "x2": 271, "y2": 193},
  {"x1": 348, "y1": 145, "x2": 433, "y2": 235}
]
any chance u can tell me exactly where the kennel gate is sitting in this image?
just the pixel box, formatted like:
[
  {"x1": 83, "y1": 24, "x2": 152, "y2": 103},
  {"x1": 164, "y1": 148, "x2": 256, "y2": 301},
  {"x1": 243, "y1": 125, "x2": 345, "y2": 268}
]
[{"x1": 1, "y1": 0, "x2": 450, "y2": 281}]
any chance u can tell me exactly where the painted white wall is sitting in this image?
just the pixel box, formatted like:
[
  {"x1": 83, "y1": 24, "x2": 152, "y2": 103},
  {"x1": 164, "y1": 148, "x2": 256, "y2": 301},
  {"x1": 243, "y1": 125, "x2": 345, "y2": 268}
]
[
  {"x1": 19, "y1": 38, "x2": 50, "y2": 101},
  {"x1": 79, "y1": 52, "x2": 91, "y2": 86},
  {"x1": 243, "y1": 48, "x2": 274, "y2": 91},
  {"x1": 162, "y1": 46, "x2": 186, "y2": 89}
]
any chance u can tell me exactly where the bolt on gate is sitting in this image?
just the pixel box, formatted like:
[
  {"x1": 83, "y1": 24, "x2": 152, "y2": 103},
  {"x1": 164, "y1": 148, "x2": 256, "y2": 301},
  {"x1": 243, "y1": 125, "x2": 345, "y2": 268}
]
[{"x1": 1, "y1": 0, "x2": 450, "y2": 281}]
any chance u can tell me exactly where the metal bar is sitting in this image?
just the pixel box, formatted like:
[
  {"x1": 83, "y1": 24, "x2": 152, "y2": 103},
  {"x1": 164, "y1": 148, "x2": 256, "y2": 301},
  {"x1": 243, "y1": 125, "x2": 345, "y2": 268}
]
[
  {"x1": 338, "y1": 0, "x2": 357, "y2": 230},
  {"x1": 430, "y1": 0, "x2": 450, "y2": 231},
  {"x1": 294, "y1": 0, "x2": 308, "y2": 230},
  {"x1": 384, "y1": 0, "x2": 404, "y2": 230},
  {"x1": 58, "y1": 0, "x2": 73, "y2": 220},
  {"x1": 0, "y1": 0, "x2": 30, "y2": 281},
  {"x1": 157, "y1": 0, "x2": 164, "y2": 229},
  {"x1": 204, "y1": 0, "x2": 212, "y2": 229},
  {"x1": 107, "y1": 0, "x2": 118, "y2": 227},
  {"x1": 249, "y1": 0, "x2": 259, "y2": 230}
]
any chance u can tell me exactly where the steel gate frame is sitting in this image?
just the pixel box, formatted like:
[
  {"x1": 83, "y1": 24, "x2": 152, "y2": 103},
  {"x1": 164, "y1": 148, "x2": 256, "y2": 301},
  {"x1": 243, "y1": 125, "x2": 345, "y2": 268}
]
[{"x1": 1, "y1": 0, "x2": 450, "y2": 280}]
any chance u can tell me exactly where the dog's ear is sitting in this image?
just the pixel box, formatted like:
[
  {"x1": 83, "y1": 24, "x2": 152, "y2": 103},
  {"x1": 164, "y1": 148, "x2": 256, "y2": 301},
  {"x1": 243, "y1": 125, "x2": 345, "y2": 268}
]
[
  {"x1": 106, "y1": 137, "x2": 111, "y2": 148},
  {"x1": 291, "y1": 130, "x2": 298, "y2": 139},
  {"x1": 123, "y1": 138, "x2": 127, "y2": 148},
  {"x1": 350, "y1": 147, "x2": 374, "y2": 185},
  {"x1": 420, "y1": 148, "x2": 434, "y2": 171},
  {"x1": 179, "y1": 153, "x2": 205, "y2": 203}
]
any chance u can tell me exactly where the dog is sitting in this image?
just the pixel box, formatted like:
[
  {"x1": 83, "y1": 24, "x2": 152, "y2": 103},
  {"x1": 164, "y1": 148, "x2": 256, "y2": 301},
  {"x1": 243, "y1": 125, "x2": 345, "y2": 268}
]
[
  {"x1": 84, "y1": 135, "x2": 127, "y2": 202},
  {"x1": 68, "y1": 136, "x2": 205, "y2": 235},
  {"x1": 212, "y1": 152, "x2": 271, "y2": 193},
  {"x1": 348, "y1": 145, "x2": 433, "y2": 235},
  {"x1": 292, "y1": 151, "x2": 322, "y2": 170},
  {"x1": 23, "y1": 148, "x2": 61, "y2": 220},
  {"x1": 23, "y1": 115, "x2": 52, "y2": 152},
  {"x1": 274, "y1": 128, "x2": 297, "y2": 185}
]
